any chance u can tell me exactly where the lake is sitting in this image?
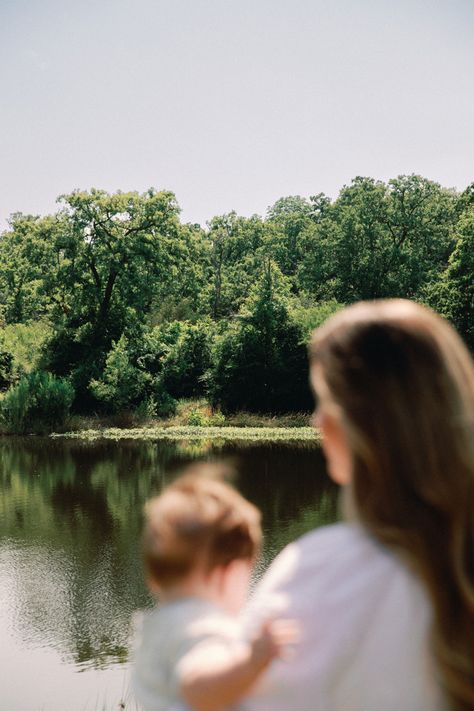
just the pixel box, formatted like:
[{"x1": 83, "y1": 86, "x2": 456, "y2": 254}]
[{"x1": 0, "y1": 436, "x2": 339, "y2": 711}]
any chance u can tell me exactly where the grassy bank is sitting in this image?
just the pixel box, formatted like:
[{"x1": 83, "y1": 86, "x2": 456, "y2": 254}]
[
  {"x1": 65, "y1": 400, "x2": 312, "y2": 430},
  {"x1": 49, "y1": 400, "x2": 317, "y2": 442},
  {"x1": 52, "y1": 424, "x2": 319, "y2": 443}
]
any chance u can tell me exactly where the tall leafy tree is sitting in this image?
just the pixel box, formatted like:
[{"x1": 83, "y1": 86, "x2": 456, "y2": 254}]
[
  {"x1": 298, "y1": 177, "x2": 390, "y2": 300},
  {"x1": 384, "y1": 174, "x2": 457, "y2": 295},
  {"x1": 44, "y1": 188, "x2": 185, "y2": 405},
  {"x1": 54, "y1": 188, "x2": 182, "y2": 327},
  {"x1": 0, "y1": 213, "x2": 64, "y2": 322},
  {"x1": 205, "y1": 212, "x2": 265, "y2": 318},
  {"x1": 424, "y1": 208, "x2": 474, "y2": 351},
  {"x1": 266, "y1": 195, "x2": 315, "y2": 278},
  {"x1": 209, "y1": 261, "x2": 312, "y2": 413},
  {"x1": 298, "y1": 175, "x2": 458, "y2": 302},
  {"x1": 149, "y1": 222, "x2": 210, "y2": 324}
]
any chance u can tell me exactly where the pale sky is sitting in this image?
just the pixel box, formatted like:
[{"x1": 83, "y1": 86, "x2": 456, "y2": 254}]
[{"x1": 1, "y1": 0, "x2": 473, "y2": 229}]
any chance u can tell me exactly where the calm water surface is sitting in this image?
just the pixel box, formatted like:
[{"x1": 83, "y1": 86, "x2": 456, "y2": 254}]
[{"x1": 0, "y1": 437, "x2": 339, "y2": 710}]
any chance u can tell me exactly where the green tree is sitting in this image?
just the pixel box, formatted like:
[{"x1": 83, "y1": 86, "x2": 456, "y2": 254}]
[
  {"x1": 159, "y1": 320, "x2": 214, "y2": 399},
  {"x1": 424, "y1": 209, "x2": 474, "y2": 351},
  {"x1": 148, "y1": 222, "x2": 210, "y2": 324},
  {"x1": 297, "y1": 175, "x2": 458, "y2": 302},
  {"x1": 54, "y1": 188, "x2": 182, "y2": 328},
  {"x1": 209, "y1": 261, "x2": 312, "y2": 413},
  {"x1": 384, "y1": 174, "x2": 457, "y2": 295},
  {"x1": 290, "y1": 298, "x2": 344, "y2": 341},
  {"x1": 0, "y1": 176, "x2": 469, "y2": 417},
  {"x1": 43, "y1": 188, "x2": 185, "y2": 406},
  {"x1": 0, "y1": 213, "x2": 64, "y2": 322},
  {"x1": 298, "y1": 177, "x2": 390, "y2": 300},
  {"x1": 266, "y1": 195, "x2": 315, "y2": 278},
  {"x1": 0, "y1": 321, "x2": 52, "y2": 377},
  {"x1": 205, "y1": 213, "x2": 266, "y2": 318}
]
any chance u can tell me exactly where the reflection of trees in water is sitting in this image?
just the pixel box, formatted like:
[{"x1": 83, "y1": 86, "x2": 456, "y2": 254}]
[
  {"x1": 0, "y1": 438, "x2": 338, "y2": 669},
  {"x1": 236, "y1": 443, "x2": 335, "y2": 517},
  {"x1": 218, "y1": 443, "x2": 340, "y2": 566},
  {"x1": 0, "y1": 439, "x2": 171, "y2": 668}
]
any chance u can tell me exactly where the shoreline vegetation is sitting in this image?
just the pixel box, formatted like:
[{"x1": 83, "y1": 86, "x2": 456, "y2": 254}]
[
  {"x1": 0, "y1": 395, "x2": 320, "y2": 442},
  {"x1": 51, "y1": 424, "x2": 319, "y2": 443},
  {"x1": 49, "y1": 405, "x2": 319, "y2": 443}
]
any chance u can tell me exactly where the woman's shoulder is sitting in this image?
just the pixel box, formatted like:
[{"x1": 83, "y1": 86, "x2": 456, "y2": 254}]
[
  {"x1": 264, "y1": 523, "x2": 388, "y2": 578},
  {"x1": 292, "y1": 521, "x2": 372, "y2": 557},
  {"x1": 252, "y1": 522, "x2": 418, "y2": 607},
  {"x1": 246, "y1": 522, "x2": 431, "y2": 661},
  {"x1": 244, "y1": 524, "x2": 441, "y2": 711}
]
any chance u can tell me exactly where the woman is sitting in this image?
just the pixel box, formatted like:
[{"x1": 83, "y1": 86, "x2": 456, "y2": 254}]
[{"x1": 243, "y1": 299, "x2": 474, "y2": 711}]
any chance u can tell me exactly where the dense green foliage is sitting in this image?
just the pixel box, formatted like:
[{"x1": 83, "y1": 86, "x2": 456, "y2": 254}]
[
  {"x1": 0, "y1": 176, "x2": 472, "y2": 429},
  {"x1": 0, "y1": 347, "x2": 14, "y2": 391},
  {"x1": 209, "y1": 263, "x2": 312, "y2": 413},
  {"x1": 0, "y1": 371, "x2": 74, "y2": 434},
  {"x1": 0, "y1": 320, "x2": 52, "y2": 378}
]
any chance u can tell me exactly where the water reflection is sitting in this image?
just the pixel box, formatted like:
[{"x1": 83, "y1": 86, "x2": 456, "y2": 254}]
[{"x1": 0, "y1": 437, "x2": 338, "y2": 709}]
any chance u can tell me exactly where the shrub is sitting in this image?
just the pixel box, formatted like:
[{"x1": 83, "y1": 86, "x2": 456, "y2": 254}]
[
  {"x1": 173, "y1": 399, "x2": 225, "y2": 427},
  {"x1": 134, "y1": 396, "x2": 158, "y2": 420},
  {"x1": 1, "y1": 371, "x2": 74, "y2": 434},
  {"x1": 184, "y1": 405, "x2": 225, "y2": 426},
  {"x1": 186, "y1": 407, "x2": 209, "y2": 426},
  {"x1": 208, "y1": 410, "x2": 226, "y2": 426},
  {"x1": 154, "y1": 387, "x2": 177, "y2": 418},
  {"x1": 90, "y1": 335, "x2": 148, "y2": 413}
]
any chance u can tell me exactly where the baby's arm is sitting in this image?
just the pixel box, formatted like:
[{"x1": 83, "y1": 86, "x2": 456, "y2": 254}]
[{"x1": 179, "y1": 620, "x2": 296, "y2": 711}]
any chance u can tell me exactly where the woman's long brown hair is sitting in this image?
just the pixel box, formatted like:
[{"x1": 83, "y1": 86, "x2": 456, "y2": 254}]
[{"x1": 310, "y1": 299, "x2": 474, "y2": 711}]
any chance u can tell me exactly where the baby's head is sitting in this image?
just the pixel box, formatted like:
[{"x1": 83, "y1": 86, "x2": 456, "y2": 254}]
[{"x1": 142, "y1": 465, "x2": 262, "y2": 612}]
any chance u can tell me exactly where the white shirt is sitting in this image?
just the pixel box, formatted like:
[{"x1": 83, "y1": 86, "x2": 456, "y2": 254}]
[
  {"x1": 132, "y1": 598, "x2": 240, "y2": 711},
  {"x1": 242, "y1": 523, "x2": 446, "y2": 711}
]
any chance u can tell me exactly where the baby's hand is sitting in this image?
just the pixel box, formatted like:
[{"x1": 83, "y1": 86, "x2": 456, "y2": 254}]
[{"x1": 250, "y1": 619, "x2": 300, "y2": 668}]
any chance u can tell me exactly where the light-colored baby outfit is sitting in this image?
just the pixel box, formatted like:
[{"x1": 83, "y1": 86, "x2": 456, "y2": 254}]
[{"x1": 132, "y1": 597, "x2": 240, "y2": 711}]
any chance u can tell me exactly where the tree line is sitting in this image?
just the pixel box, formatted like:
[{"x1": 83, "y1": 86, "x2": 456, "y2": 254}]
[{"x1": 0, "y1": 175, "x2": 472, "y2": 429}]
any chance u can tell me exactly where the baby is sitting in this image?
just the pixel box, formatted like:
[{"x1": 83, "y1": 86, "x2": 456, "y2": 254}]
[{"x1": 132, "y1": 466, "x2": 294, "y2": 711}]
